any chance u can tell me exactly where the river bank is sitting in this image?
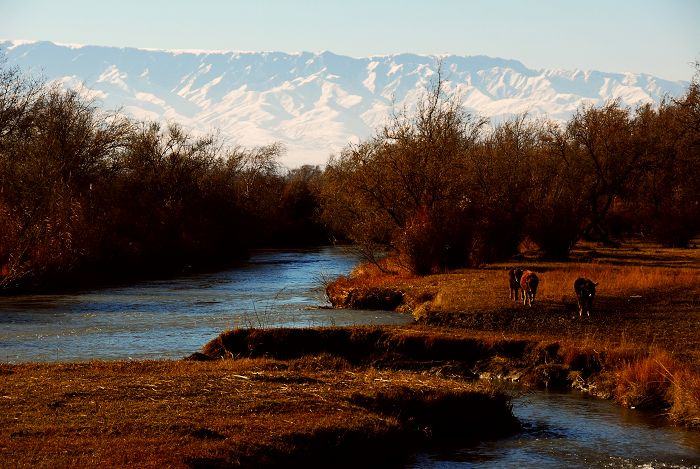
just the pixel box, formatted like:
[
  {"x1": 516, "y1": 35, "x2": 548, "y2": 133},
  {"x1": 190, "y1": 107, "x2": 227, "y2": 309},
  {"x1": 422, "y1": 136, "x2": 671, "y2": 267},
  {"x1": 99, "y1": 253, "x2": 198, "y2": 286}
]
[{"x1": 4, "y1": 328, "x2": 700, "y2": 468}]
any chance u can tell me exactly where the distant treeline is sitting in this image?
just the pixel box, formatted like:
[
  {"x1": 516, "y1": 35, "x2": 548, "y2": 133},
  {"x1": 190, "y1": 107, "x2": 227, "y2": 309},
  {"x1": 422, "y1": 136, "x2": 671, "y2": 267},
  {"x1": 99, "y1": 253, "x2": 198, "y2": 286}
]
[
  {"x1": 320, "y1": 68, "x2": 700, "y2": 274},
  {"x1": 1, "y1": 65, "x2": 699, "y2": 289},
  {"x1": 0, "y1": 66, "x2": 325, "y2": 290}
]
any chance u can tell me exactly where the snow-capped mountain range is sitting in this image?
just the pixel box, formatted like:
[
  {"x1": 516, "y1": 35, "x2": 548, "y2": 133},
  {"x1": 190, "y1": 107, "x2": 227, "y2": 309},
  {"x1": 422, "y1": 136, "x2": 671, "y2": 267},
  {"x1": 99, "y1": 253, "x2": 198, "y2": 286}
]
[{"x1": 0, "y1": 40, "x2": 688, "y2": 166}]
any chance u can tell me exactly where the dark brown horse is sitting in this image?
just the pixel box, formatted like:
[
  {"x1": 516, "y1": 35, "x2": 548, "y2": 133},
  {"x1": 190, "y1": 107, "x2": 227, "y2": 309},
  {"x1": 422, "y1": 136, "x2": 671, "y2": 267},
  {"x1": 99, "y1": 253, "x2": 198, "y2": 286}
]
[
  {"x1": 508, "y1": 268, "x2": 524, "y2": 302},
  {"x1": 520, "y1": 270, "x2": 539, "y2": 307},
  {"x1": 574, "y1": 278, "x2": 598, "y2": 317}
]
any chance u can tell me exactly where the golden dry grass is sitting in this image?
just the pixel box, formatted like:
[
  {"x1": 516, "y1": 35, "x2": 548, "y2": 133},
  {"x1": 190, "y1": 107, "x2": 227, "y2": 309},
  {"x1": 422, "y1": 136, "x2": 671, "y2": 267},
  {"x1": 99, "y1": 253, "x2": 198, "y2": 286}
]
[
  {"x1": 614, "y1": 350, "x2": 700, "y2": 426},
  {"x1": 535, "y1": 264, "x2": 698, "y2": 300},
  {"x1": 0, "y1": 358, "x2": 514, "y2": 468},
  {"x1": 615, "y1": 351, "x2": 679, "y2": 409},
  {"x1": 330, "y1": 241, "x2": 700, "y2": 360},
  {"x1": 343, "y1": 252, "x2": 699, "y2": 313},
  {"x1": 199, "y1": 325, "x2": 700, "y2": 429},
  {"x1": 323, "y1": 241, "x2": 700, "y2": 427}
]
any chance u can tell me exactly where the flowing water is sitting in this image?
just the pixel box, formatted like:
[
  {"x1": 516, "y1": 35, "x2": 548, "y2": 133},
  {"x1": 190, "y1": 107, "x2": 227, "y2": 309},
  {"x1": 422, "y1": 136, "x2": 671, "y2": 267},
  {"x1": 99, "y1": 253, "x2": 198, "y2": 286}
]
[
  {"x1": 0, "y1": 246, "x2": 409, "y2": 362},
  {"x1": 1, "y1": 246, "x2": 698, "y2": 466},
  {"x1": 414, "y1": 390, "x2": 700, "y2": 468}
]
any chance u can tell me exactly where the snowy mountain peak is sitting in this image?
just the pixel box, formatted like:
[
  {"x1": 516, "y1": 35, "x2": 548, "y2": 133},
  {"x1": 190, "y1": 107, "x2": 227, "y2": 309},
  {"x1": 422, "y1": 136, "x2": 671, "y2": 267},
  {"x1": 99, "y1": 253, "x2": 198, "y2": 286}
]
[{"x1": 0, "y1": 40, "x2": 688, "y2": 166}]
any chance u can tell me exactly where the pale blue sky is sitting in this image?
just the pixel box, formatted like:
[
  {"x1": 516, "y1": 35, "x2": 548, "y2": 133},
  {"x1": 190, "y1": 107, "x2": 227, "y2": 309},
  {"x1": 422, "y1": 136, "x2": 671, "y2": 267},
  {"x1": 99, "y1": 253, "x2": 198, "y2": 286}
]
[{"x1": 1, "y1": 0, "x2": 698, "y2": 80}]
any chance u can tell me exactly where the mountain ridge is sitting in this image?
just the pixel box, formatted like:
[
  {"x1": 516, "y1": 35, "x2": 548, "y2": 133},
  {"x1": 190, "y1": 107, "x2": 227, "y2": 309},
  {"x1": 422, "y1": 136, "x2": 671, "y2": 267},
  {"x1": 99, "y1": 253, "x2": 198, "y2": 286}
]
[{"x1": 1, "y1": 40, "x2": 688, "y2": 166}]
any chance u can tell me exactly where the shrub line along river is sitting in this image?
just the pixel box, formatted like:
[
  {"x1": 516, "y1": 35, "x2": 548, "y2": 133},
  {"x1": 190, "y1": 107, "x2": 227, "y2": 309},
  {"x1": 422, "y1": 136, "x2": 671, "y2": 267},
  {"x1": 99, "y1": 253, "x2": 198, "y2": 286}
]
[{"x1": 1, "y1": 246, "x2": 698, "y2": 467}]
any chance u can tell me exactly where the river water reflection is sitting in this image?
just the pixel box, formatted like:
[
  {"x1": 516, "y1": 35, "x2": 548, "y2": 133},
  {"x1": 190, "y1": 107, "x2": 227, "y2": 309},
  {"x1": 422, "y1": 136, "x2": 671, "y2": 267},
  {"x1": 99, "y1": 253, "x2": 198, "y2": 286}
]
[{"x1": 0, "y1": 247, "x2": 410, "y2": 362}]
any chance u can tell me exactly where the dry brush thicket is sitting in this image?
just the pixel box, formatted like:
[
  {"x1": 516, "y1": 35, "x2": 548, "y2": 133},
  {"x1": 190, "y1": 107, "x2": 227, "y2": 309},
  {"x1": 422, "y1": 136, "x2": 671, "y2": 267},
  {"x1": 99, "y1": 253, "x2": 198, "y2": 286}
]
[
  {"x1": 319, "y1": 70, "x2": 700, "y2": 274},
  {"x1": 0, "y1": 67, "x2": 326, "y2": 290},
  {"x1": 1, "y1": 64, "x2": 699, "y2": 288}
]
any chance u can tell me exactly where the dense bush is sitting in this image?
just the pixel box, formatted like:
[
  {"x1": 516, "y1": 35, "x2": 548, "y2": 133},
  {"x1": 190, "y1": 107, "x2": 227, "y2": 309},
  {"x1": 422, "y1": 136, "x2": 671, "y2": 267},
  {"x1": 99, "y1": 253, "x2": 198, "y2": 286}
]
[
  {"x1": 2, "y1": 63, "x2": 698, "y2": 285},
  {"x1": 320, "y1": 69, "x2": 700, "y2": 273},
  {"x1": 319, "y1": 75, "x2": 488, "y2": 273},
  {"x1": 0, "y1": 67, "x2": 327, "y2": 290}
]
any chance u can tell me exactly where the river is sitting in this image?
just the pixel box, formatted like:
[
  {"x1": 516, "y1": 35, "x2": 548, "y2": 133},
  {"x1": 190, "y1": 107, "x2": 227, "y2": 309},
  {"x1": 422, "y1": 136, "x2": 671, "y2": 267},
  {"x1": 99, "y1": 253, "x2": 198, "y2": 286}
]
[
  {"x1": 414, "y1": 389, "x2": 700, "y2": 468},
  {"x1": 1, "y1": 246, "x2": 698, "y2": 467},
  {"x1": 0, "y1": 246, "x2": 409, "y2": 362}
]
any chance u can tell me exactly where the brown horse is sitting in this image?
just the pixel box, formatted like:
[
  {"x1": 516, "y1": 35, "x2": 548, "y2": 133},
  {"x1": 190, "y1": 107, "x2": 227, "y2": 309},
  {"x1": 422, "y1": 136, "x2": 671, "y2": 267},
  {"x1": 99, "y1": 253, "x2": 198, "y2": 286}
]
[
  {"x1": 508, "y1": 268, "x2": 524, "y2": 302},
  {"x1": 574, "y1": 277, "x2": 598, "y2": 317},
  {"x1": 520, "y1": 270, "x2": 539, "y2": 307}
]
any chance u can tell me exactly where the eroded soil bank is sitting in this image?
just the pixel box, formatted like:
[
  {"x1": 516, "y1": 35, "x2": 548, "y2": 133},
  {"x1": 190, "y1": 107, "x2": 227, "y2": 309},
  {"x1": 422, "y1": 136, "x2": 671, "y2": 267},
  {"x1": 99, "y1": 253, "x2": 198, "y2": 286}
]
[{"x1": 197, "y1": 325, "x2": 699, "y2": 429}]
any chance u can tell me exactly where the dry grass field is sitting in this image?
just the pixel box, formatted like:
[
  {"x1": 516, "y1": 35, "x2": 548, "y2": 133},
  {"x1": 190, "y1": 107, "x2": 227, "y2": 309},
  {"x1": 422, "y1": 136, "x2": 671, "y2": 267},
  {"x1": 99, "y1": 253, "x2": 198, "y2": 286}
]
[
  {"x1": 0, "y1": 358, "x2": 516, "y2": 468},
  {"x1": 338, "y1": 242, "x2": 698, "y2": 308},
  {"x1": 329, "y1": 242, "x2": 700, "y2": 359},
  {"x1": 324, "y1": 241, "x2": 700, "y2": 427}
]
